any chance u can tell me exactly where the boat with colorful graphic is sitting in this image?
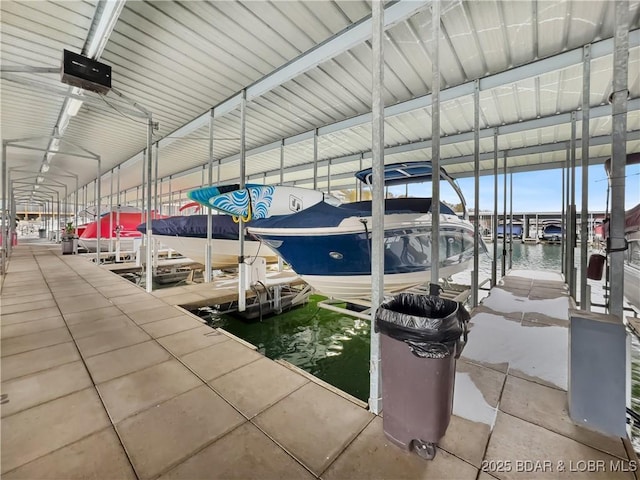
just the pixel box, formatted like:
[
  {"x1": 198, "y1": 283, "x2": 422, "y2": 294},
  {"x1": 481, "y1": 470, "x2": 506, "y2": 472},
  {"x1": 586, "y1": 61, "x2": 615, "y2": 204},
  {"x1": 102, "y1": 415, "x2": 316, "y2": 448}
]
[{"x1": 187, "y1": 162, "x2": 485, "y2": 299}]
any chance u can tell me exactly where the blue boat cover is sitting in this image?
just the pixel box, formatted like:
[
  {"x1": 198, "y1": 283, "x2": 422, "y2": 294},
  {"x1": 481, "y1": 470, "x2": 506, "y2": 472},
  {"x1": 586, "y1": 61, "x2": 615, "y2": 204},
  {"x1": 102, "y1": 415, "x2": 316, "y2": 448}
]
[
  {"x1": 137, "y1": 215, "x2": 245, "y2": 240},
  {"x1": 251, "y1": 198, "x2": 455, "y2": 229}
]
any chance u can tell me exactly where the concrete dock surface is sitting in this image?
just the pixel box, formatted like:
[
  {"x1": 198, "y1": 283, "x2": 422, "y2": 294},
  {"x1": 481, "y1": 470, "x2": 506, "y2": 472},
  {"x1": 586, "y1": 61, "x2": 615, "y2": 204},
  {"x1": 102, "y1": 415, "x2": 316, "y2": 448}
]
[{"x1": 1, "y1": 241, "x2": 637, "y2": 479}]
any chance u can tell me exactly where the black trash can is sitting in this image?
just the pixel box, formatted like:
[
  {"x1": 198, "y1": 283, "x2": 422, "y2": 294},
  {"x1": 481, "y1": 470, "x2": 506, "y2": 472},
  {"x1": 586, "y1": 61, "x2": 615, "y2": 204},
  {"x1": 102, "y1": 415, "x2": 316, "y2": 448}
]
[
  {"x1": 38, "y1": 228, "x2": 46, "y2": 239},
  {"x1": 375, "y1": 293, "x2": 470, "y2": 460}
]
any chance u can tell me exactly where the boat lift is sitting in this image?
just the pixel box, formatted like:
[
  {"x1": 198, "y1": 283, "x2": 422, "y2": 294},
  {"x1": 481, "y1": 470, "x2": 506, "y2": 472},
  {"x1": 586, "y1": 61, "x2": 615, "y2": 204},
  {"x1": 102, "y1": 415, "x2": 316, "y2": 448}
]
[{"x1": 316, "y1": 280, "x2": 472, "y2": 322}]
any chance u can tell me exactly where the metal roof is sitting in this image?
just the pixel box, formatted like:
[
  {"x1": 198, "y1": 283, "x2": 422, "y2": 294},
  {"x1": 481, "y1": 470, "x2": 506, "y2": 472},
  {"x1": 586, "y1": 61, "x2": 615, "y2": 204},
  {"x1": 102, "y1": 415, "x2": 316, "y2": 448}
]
[{"x1": 2, "y1": 0, "x2": 639, "y2": 211}]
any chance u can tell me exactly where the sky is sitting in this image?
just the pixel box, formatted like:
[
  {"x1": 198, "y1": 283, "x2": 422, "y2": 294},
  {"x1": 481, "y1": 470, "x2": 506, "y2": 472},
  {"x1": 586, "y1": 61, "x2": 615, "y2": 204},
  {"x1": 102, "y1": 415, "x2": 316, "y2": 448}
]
[{"x1": 395, "y1": 164, "x2": 640, "y2": 214}]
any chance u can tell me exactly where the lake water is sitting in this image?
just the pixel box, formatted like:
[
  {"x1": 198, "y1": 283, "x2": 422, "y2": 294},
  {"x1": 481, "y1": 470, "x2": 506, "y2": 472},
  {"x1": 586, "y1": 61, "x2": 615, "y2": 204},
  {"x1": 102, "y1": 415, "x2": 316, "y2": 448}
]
[{"x1": 192, "y1": 241, "x2": 640, "y2": 447}]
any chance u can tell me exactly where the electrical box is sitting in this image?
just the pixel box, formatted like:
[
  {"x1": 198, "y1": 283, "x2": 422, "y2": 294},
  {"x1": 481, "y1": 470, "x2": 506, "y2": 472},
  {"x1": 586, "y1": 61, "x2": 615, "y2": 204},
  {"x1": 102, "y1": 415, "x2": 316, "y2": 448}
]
[
  {"x1": 240, "y1": 257, "x2": 267, "y2": 290},
  {"x1": 61, "y1": 49, "x2": 111, "y2": 94}
]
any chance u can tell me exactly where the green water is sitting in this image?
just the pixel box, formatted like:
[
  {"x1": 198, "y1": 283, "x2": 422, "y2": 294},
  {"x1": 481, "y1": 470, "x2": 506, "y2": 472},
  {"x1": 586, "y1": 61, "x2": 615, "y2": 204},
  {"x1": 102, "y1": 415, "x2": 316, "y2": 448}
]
[
  {"x1": 197, "y1": 295, "x2": 372, "y2": 402},
  {"x1": 191, "y1": 240, "x2": 640, "y2": 446}
]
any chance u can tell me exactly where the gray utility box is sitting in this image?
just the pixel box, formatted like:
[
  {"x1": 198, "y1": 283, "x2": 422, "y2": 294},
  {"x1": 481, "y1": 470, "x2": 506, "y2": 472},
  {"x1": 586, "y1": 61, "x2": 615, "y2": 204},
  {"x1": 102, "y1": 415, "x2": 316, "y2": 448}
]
[{"x1": 569, "y1": 309, "x2": 629, "y2": 437}]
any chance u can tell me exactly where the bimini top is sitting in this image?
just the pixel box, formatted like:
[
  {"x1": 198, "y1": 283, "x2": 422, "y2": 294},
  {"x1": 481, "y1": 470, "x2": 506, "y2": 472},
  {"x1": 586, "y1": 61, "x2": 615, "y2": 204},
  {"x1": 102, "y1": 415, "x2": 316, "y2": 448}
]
[{"x1": 355, "y1": 161, "x2": 456, "y2": 187}]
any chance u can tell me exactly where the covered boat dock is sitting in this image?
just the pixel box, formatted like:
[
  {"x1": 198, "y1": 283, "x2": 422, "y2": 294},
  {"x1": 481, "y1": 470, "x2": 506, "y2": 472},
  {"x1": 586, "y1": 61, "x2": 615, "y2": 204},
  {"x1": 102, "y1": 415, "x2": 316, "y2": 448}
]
[{"x1": 2, "y1": 0, "x2": 640, "y2": 477}]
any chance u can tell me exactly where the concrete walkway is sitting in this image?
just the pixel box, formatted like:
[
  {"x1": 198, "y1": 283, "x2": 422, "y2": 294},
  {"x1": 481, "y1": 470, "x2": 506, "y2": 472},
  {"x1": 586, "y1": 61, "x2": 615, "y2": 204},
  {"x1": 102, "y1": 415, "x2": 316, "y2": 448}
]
[{"x1": 0, "y1": 242, "x2": 637, "y2": 479}]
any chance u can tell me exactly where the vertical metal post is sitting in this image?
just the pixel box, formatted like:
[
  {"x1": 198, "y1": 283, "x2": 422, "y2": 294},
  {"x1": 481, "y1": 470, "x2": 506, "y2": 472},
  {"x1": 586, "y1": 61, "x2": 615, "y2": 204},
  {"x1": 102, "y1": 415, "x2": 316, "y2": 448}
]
[
  {"x1": 10, "y1": 190, "x2": 15, "y2": 255},
  {"x1": 96, "y1": 160, "x2": 101, "y2": 266},
  {"x1": 109, "y1": 169, "x2": 114, "y2": 252},
  {"x1": 610, "y1": 0, "x2": 629, "y2": 318},
  {"x1": 74, "y1": 175, "x2": 78, "y2": 238},
  {"x1": 205, "y1": 109, "x2": 214, "y2": 283},
  {"x1": 472, "y1": 79, "x2": 480, "y2": 307},
  {"x1": 145, "y1": 120, "x2": 153, "y2": 293},
  {"x1": 492, "y1": 129, "x2": 498, "y2": 286},
  {"x1": 327, "y1": 159, "x2": 332, "y2": 194},
  {"x1": 369, "y1": 0, "x2": 384, "y2": 416},
  {"x1": 358, "y1": 154, "x2": 363, "y2": 201},
  {"x1": 429, "y1": 0, "x2": 441, "y2": 293},
  {"x1": 509, "y1": 172, "x2": 513, "y2": 269},
  {"x1": 561, "y1": 164, "x2": 565, "y2": 274},
  {"x1": 2, "y1": 142, "x2": 7, "y2": 273},
  {"x1": 313, "y1": 128, "x2": 318, "y2": 190},
  {"x1": 580, "y1": 44, "x2": 591, "y2": 309},
  {"x1": 154, "y1": 142, "x2": 159, "y2": 214},
  {"x1": 141, "y1": 148, "x2": 146, "y2": 225},
  {"x1": 569, "y1": 112, "x2": 577, "y2": 299},
  {"x1": 502, "y1": 152, "x2": 507, "y2": 277},
  {"x1": 280, "y1": 139, "x2": 284, "y2": 185},
  {"x1": 238, "y1": 90, "x2": 247, "y2": 312},
  {"x1": 116, "y1": 166, "x2": 120, "y2": 262},
  {"x1": 56, "y1": 191, "x2": 60, "y2": 241}
]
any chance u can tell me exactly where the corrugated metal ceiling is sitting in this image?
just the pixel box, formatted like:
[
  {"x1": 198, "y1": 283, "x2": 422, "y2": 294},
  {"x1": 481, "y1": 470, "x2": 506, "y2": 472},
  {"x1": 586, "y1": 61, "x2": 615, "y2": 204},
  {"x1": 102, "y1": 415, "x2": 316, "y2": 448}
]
[{"x1": 1, "y1": 0, "x2": 639, "y2": 210}]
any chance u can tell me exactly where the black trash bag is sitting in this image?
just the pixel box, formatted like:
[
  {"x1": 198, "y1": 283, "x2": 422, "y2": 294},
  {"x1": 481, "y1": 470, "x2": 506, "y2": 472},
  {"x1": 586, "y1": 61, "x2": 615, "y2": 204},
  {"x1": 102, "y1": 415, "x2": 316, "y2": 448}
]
[{"x1": 375, "y1": 293, "x2": 470, "y2": 359}]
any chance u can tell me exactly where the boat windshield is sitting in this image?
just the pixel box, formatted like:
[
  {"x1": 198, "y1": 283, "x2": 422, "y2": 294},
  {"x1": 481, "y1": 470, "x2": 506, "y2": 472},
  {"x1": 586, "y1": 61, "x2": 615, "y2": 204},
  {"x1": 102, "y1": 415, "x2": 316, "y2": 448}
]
[{"x1": 353, "y1": 161, "x2": 468, "y2": 219}]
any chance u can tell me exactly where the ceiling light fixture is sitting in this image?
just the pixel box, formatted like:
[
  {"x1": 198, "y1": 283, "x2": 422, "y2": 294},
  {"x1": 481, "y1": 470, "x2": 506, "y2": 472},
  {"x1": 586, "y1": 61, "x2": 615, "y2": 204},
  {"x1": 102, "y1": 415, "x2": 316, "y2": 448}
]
[
  {"x1": 67, "y1": 97, "x2": 83, "y2": 116},
  {"x1": 41, "y1": 162, "x2": 50, "y2": 173},
  {"x1": 34, "y1": 185, "x2": 40, "y2": 190},
  {"x1": 36, "y1": 176, "x2": 44, "y2": 184},
  {"x1": 66, "y1": 87, "x2": 84, "y2": 117},
  {"x1": 50, "y1": 138, "x2": 60, "y2": 152}
]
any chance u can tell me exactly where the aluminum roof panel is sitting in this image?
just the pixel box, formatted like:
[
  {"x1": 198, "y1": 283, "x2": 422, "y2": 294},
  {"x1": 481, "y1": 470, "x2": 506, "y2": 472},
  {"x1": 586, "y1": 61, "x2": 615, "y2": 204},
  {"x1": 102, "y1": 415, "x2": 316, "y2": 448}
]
[{"x1": 2, "y1": 0, "x2": 640, "y2": 202}]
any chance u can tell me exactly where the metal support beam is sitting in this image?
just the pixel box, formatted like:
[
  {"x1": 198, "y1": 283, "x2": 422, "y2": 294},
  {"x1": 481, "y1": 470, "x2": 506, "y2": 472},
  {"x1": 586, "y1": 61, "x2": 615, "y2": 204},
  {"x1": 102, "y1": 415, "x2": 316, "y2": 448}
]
[
  {"x1": 238, "y1": 90, "x2": 247, "y2": 312},
  {"x1": 569, "y1": 112, "x2": 577, "y2": 299},
  {"x1": 369, "y1": 0, "x2": 384, "y2": 416},
  {"x1": 205, "y1": 109, "x2": 214, "y2": 283},
  {"x1": 116, "y1": 166, "x2": 120, "y2": 261},
  {"x1": 492, "y1": 129, "x2": 498, "y2": 286},
  {"x1": 96, "y1": 161, "x2": 101, "y2": 266},
  {"x1": 610, "y1": 0, "x2": 629, "y2": 318},
  {"x1": 145, "y1": 120, "x2": 153, "y2": 292},
  {"x1": 2, "y1": 141, "x2": 7, "y2": 274},
  {"x1": 109, "y1": 169, "x2": 114, "y2": 252},
  {"x1": 580, "y1": 44, "x2": 591, "y2": 309},
  {"x1": 509, "y1": 172, "x2": 513, "y2": 270},
  {"x1": 430, "y1": 0, "x2": 441, "y2": 294},
  {"x1": 561, "y1": 163, "x2": 566, "y2": 275},
  {"x1": 472, "y1": 79, "x2": 480, "y2": 307},
  {"x1": 280, "y1": 139, "x2": 285, "y2": 185},
  {"x1": 154, "y1": 143, "x2": 159, "y2": 214},
  {"x1": 502, "y1": 153, "x2": 507, "y2": 277},
  {"x1": 313, "y1": 128, "x2": 318, "y2": 190}
]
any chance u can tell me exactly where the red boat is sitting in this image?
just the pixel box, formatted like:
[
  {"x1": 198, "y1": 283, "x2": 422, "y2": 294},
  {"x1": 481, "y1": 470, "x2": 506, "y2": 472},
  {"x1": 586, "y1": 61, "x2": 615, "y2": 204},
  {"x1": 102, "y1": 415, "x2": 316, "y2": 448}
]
[{"x1": 78, "y1": 210, "x2": 165, "y2": 252}]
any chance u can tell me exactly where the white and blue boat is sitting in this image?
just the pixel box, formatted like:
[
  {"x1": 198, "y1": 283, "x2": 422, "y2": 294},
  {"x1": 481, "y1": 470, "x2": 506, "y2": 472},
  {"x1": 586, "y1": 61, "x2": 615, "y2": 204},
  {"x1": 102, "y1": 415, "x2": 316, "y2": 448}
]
[
  {"x1": 188, "y1": 162, "x2": 484, "y2": 299},
  {"x1": 496, "y1": 222, "x2": 523, "y2": 239},
  {"x1": 137, "y1": 214, "x2": 278, "y2": 268},
  {"x1": 539, "y1": 221, "x2": 563, "y2": 243}
]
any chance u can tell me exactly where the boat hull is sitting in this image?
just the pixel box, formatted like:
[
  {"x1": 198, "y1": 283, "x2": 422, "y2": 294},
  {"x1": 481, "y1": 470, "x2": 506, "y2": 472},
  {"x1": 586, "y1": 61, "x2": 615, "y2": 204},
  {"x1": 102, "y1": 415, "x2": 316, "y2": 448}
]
[
  {"x1": 153, "y1": 234, "x2": 278, "y2": 268},
  {"x1": 299, "y1": 261, "x2": 471, "y2": 299},
  {"x1": 78, "y1": 237, "x2": 137, "y2": 253},
  {"x1": 250, "y1": 214, "x2": 479, "y2": 299}
]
